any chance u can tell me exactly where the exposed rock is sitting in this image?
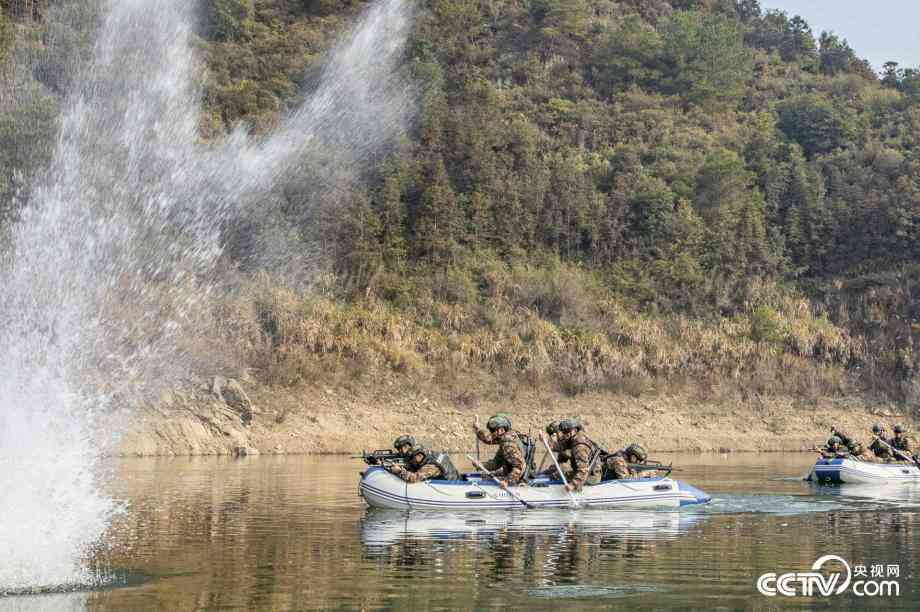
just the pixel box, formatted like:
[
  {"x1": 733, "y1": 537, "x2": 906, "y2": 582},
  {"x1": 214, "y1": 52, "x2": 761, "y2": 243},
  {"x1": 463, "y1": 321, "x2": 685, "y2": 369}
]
[{"x1": 212, "y1": 376, "x2": 254, "y2": 425}]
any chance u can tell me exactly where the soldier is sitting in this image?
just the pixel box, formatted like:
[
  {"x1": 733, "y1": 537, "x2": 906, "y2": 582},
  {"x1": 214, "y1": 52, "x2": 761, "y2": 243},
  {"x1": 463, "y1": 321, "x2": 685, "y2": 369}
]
[
  {"x1": 540, "y1": 418, "x2": 602, "y2": 492},
  {"x1": 605, "y1": 443, "x2": 653, "y2": 479},
  {"x1": 830, "y1": 425, "x2": 872, "y2": 460},
  {"x1": 868, "y1": 423, "x2": 894, "y2": 461},
  {"x1": 393, "y1": 434, "x2": 417, "y2": 459},
  {"x1": 891, "y1": 425, "x2": 913, "y2": 458},
  {"x1": 473, "y1": 414, "x2": 526, "y2": 488},
  {"x1": 387, "y1": 446, "x2": 461, "y2": 482},
  {"x1": 539, "y1": 421, "x2": 571, "y2": 479},
  {"x1": 820, "y1": 435, "x2": 848, "y2": 459}
]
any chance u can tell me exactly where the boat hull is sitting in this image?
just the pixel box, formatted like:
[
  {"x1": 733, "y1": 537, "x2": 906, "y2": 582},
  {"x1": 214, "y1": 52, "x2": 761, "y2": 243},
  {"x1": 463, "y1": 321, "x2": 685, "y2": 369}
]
[
  {"x1": 359, "y1": 467, "x2": 711, "y2": 511},
  {"x1": 811, "y1": 458, "x2": 920, "y2": 484}
]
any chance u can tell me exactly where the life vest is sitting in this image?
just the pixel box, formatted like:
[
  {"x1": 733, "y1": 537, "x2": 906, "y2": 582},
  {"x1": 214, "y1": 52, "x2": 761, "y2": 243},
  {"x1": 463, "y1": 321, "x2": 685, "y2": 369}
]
[
  {"x1": 422, "y1": 451, "x2": 461, "y2": 481},
  {"x1": 869, "y1": 437, "x2": 893, "y2": 459},
  {"x1": 568, "y1": 433, "x2": 602, "y2": 472}
]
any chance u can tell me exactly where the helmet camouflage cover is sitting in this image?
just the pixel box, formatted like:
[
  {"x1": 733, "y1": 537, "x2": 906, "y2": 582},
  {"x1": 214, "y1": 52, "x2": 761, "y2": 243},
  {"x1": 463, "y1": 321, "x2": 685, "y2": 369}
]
[
  {"x1": 545, "y1": 421, "x2": 560, "y2": 435},
  {"x1": 394, "y1": 435, "x2": 416, "y2": 450},
  {"x1": 487, "y1": 414, "x2": 512, "y2": 431},
  {"x1": 871, "y1": 423, "x2": 885, "y2": 434},
  {"x1": 558, "y1": 418, "x2": 581, "y2": 433},
  {"x1": 827, "y1": 435, "x2": 842, "y2": 447},
  {"x1": 625, "y1": 443, "x2": 648, "y2": 462},
  {"x1": 894, "y1": 425, "x2": 905, "y2": 434}
]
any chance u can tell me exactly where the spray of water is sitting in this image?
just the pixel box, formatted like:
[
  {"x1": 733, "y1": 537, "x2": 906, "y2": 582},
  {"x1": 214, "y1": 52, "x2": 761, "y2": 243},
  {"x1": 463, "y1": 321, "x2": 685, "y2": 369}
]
[{"x1": 0, "y1": 0, "x2": 415, "y2": 592}]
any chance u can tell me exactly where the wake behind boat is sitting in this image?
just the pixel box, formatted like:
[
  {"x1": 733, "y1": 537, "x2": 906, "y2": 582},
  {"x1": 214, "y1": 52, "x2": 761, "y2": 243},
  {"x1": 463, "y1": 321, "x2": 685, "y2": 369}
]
[{"x1": 359, "y1": 466, "x2": 711, "y2": 511}]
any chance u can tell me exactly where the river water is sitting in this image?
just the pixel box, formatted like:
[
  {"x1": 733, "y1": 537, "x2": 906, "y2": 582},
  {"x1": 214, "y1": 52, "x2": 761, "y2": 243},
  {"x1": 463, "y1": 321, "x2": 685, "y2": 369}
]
[{"x1": 3, "y1": 453, "x2": 919, "y2": 611}]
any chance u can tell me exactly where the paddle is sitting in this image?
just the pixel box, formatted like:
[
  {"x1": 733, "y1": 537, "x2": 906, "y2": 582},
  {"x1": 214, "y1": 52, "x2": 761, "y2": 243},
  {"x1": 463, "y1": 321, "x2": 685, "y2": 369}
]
[
  {"x1": 465, "y1": 454, "x2": 535, "y2": 509},
  {"x1": 872, "y1": 435, "x2": 919, "y2": 468},
  {"x1": 539, "y1": 433, "x2": 580, "y2": 509}
]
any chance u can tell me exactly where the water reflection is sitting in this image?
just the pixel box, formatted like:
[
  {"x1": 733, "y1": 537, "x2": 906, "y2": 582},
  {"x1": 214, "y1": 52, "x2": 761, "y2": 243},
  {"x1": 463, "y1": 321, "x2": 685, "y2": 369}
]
[
  {"x1": 361, "y1": 508, "x2": 708, "y2": 547},
  {"x1": 1, "y1": 455, "x2": 917, "y2": 611},
  {"x1": 813, "y1": 482, "x2": 920, "y2": 507}
]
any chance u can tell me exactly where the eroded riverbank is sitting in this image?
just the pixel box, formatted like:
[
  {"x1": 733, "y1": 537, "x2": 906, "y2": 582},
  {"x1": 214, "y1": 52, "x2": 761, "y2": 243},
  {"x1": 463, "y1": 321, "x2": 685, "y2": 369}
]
[{"x1": 117, "y1": 380, "x2": 916, "y2": 456}]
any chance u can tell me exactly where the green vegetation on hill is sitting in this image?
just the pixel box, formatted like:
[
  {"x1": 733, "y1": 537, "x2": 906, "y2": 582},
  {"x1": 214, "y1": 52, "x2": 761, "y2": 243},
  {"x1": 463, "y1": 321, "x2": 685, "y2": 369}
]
[{"x1": 3, "y1": 1, "x2": 920, "y2": 405}]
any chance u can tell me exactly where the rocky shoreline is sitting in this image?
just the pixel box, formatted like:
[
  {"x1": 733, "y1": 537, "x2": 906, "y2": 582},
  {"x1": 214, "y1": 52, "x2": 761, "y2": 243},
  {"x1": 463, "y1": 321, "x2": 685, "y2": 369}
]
[{"x1": 116, "y1": 378, "x2": 916, "y2": 457}]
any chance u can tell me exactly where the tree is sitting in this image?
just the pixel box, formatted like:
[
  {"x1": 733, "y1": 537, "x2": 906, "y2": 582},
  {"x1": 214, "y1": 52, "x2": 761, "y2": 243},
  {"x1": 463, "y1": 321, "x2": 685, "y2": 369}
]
[
  {"x1": 591, "y1": 14, "x2": 664, "y2": 95},
  {"x1": 375, "y1": 163, "x2": 409, "y2": 268},
  {"x1": 203, "y1": 0, "x2": 254, "y2": 42},
  {"x1": 661, "y1": 11, "x2": 753, "y2": 107},
  {"x1": 336, "y1": 190, "x2": 383, "y2": 282},
  {"x1": 776, "y1": 96, "x2": 856, "y2": 158},
  {"x1": 694, "y1": 149, "x2": 751, "y2": 223},
  {"x1": 818, "y1": 31, "x2": 857, "y2": 76},
  {"x1": 881, "y1": 61, "x2": 900, "y2": 89},
  {"x1": 413, "y1": 155, "x2": 463, "y2": 265},
  {"x1": 735, "y1": 0, "x2": 762, "y2": 22}
]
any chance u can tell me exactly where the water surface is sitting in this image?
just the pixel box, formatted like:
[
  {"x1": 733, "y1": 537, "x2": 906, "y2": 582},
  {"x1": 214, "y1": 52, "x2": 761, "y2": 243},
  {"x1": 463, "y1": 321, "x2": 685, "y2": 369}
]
[{"x1": 4, "y1": 453, "x2": 918, "y2": 610}]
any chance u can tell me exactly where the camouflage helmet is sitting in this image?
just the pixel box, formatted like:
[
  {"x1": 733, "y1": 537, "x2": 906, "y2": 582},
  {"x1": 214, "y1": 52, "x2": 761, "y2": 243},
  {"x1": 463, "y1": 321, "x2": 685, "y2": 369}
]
[
  {"x1": 894, "y1": 425, "x2": 905, "y2": 434},
  {"x1": 545, "y1": 421, "x2": 560, "y2": 436},
  {"x1": 558, "y1": 418, "x2": 582, "y2": 433},
  {"x1": 871, "y1": 423, "x2": 885, "y2": 435},
  {"x1": 827, "y1": 435, "x2": 842, "y2": 447},
  {"x1": 394, "y1": 435, "x2": 416, "y2": 450},
  {"x1": 487, "y1": 414, "x2": 512, "y2": 432},
  {"x1": 625, "y1": 443, "x2": 648, "y2": 462}
]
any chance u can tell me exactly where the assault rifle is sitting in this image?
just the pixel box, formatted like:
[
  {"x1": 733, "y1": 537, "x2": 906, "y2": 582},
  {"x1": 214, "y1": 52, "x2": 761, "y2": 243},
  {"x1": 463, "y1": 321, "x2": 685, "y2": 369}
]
[
  {"x1": 354, "y1": 449, "x2": 406, "y2": 466},
  {"x1": 628, "y1": 460, "x2": 674, "y2": 475},
  {"x1": 810, "y1": 446, "x2": 852, "y2": 459}
]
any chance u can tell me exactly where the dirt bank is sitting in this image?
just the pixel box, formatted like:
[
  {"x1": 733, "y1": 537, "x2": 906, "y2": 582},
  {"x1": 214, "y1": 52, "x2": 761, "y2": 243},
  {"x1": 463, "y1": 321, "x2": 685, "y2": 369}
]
[{"x1": 117, "y1": 378, "x2": 917, "y2": 456}]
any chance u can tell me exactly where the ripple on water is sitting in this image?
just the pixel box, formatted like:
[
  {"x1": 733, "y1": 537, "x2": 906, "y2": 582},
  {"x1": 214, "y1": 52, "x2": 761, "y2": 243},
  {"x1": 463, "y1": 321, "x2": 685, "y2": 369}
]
[{"x1": 527, "y1": 584, "x2": 665, "y2": 599}]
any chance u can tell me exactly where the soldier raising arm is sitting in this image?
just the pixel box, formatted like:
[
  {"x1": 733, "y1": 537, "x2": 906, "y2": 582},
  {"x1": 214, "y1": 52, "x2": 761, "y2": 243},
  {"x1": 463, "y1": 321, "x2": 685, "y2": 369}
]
[{"x1": 473, "y1": 414, "x2": 526, "y2": 488}]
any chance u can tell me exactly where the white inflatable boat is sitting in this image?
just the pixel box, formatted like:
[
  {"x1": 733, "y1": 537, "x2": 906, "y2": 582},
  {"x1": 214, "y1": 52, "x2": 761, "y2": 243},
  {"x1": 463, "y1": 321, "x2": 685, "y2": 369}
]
[
  {"x1": 811, "y1": 457, "x2": 920, "y2": 484},
  {"x1": 358, "y1": 467, "x2": 711, "y2": 511}
]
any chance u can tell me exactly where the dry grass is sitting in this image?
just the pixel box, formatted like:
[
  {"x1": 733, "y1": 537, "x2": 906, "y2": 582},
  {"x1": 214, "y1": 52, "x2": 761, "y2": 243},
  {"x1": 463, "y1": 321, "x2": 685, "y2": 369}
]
[{"x1": 208, "y1": 266, "x2": 862, "y2": 400}]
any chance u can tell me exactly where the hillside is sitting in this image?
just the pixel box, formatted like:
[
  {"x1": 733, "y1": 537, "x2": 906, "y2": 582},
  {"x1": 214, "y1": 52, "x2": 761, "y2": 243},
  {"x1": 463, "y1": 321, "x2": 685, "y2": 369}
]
[{"x1": 3, "y1": 1, "x2": 920, "y2": 453}]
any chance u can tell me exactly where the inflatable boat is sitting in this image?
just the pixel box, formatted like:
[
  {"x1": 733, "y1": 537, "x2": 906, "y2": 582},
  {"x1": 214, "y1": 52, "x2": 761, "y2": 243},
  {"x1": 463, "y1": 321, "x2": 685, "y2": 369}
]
[
  {"x1": 358, "y1": 467, "x2": 711, "y2": 511},
  {"x1": 811, "y1": 457, "x2": 920, "y2": 484}
]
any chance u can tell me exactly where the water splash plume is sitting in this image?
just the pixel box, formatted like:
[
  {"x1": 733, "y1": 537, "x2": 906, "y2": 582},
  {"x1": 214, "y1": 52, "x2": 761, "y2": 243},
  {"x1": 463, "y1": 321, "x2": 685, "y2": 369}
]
[{"x1": 0, "y1": 0, "x2": 415, "y2": 592}]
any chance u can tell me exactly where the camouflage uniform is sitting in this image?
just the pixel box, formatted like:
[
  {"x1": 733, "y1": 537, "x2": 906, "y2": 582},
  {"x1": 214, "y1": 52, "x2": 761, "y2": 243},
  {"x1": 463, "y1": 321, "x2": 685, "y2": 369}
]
[
  {"x1": 605, "y1": 454, "x2": 635, "y2": 480},
  {"x1": 388, "y1": 462, "x2": 443, "y2": 483},
  {"x1": 833, "y1": 429, "x2": 873, "y2": 461},
  {"x1": 539, "y1": 447, "x2": 572, "y2": 479},
  {"x1": 868, "y1": 436, "x2": 894, "y2": 461},
  {"x1": 891, "y1": 434, "x2": 912, "y2": 455},
  {"x1": 476, "y1": 428, "x2": 526, "y2": 484},
  {"x1": 387, "y1": 450, "x2": 460, "y2": 483},
  {"x1": 820, "y1": 441, "x2": 848, "y2": 459},
  {"x1": 549, "y1": 433, "x2": 602, "y2": 490},
  {"x1": 604, "y1": 453, "x2": 661, "y2": 479}
]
